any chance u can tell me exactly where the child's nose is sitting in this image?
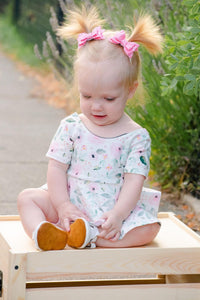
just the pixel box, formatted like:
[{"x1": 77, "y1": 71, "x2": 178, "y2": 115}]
[{"x1": 92, "y1": 99, "x2": 102, "y2": 111}]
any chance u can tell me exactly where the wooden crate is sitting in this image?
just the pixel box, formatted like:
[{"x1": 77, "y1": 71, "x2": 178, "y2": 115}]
[{"x1": 0, "y1": 212, "x2": 200, "y2": 300}]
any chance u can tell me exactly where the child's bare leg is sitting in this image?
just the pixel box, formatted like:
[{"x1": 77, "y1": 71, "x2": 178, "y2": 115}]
[
  {"x1": 96, "y1": 222, "x2": 160, "y2": 248},
  {"x1": 17, "y1": 188, "x2": 59, "y2": 238}
]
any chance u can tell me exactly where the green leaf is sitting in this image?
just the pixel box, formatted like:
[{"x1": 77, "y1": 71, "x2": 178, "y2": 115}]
[
  {"x1": 184, "y1": 74, "x2": 196, "y2": 81},
  {"x1": 170, "y1": 54, "x2": 179, "y2": 61},
  {"x1": 183, "y1": 81, "x2": 195, "y2": 94},
  {"x1": 169, "y1": 62, "x2": 179, "y2": 70},
  {"x1": 182, "y1": 0, "x2": 195, "y2": 6},
  {"x1": 161, "y1": 86, "x2": 170, "y2": 97},
  {"x1": 190, "y1": 3, "x2": 200, "y2": 15},
  {"x1": 161, "y1": 81, "x2": 168, "y2": 87},
  {"x1": 170, "y1": 78, "x2": 178, "y2": 89},
  {"x1": 177, "y1": 40, "x2": 189, "y2": 46},
  {"x1": 190, "y1": 27, "x2": 200, "y2": 34},
  {"x1": 176, "y1": 76, "x2": 185, "y2": 81}
]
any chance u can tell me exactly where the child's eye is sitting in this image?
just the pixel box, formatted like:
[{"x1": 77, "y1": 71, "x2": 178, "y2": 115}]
[
  {"x1": 105, "y1": 97, "x2": 115, "y2": 101},
  {"x1": 83, "y1": 95, "x2": 91, "y2": 99}
]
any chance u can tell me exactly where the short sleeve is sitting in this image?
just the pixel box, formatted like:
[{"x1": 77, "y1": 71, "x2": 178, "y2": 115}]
[
  {"x1": 46, "y1": 117, "x2": 75, "y2": 164},
  {"x1": 124, "y1": 130, "x2": 151, "y2": 178}
]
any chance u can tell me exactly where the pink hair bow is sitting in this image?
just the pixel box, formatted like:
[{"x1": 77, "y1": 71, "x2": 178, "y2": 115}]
[
  {"x1": 77, "y1": 26, "x2": 105, "y2": 48},
  {"x1": 109, "y1": 30, "x2": 139, "y2": 58}
]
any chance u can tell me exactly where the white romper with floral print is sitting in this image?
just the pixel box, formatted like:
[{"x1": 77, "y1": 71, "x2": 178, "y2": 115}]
[{"x1": 46, "y1": 113, "x2": 161, "y2": 239}]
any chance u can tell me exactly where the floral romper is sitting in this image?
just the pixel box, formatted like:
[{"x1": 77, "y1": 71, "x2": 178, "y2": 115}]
[{"x1": 46, "y1": 112, "x2": 161, "y2": 239}]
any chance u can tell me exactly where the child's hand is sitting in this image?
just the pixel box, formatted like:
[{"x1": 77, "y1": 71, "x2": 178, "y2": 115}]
[
  {"x1": 57, "y1": 202, "x2": 89, "y2": 232},
  {"x1": 98, "y1": 210, "x2": 123, "y2": 241}
]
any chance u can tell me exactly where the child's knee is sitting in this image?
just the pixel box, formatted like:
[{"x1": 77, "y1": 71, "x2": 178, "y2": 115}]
[{"x1": 17, "y1": 188, "x2": 36, "y2": 210}]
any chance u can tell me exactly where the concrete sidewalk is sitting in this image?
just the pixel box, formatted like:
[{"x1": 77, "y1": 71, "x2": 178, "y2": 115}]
[{"x1": 0, "y1": 51, "x2": 65, "y2": 214}]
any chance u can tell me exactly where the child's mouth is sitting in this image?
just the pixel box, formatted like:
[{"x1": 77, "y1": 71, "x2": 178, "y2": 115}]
[{"x1": 92, "y1": 115, "x2": 107, "y2": 119}]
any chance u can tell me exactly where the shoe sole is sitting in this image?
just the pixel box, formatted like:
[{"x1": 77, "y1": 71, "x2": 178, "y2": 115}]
[
  {"x1": 37, "y1": 222, "x2": 68, "y2": 251},
  {"x1": 67, "y1": 218, "x2": 87, "y2": 248}
]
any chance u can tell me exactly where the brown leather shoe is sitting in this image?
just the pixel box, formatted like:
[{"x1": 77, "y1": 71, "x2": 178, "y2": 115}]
[
  {"x1": 67, "y1": 218, "x2": 99, "y2": 249},
  {"x1": 34, "y1": 221, "x2": 68, "y2": 251}
]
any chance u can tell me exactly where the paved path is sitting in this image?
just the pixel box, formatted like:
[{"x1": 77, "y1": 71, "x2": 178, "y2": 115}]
[{"x1": 0, "y1": 51, "x2": 65, "y2": 214}]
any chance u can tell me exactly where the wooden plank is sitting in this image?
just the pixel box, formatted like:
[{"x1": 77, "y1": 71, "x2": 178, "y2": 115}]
[
  {"x1": 158, "y1": 212, "x2": 175, "y2": 218},
  {"x1": 168, "y1": 213, "x2": 200, "y2": 243},
  {"x1": 0, "y1": 213, "x2": 170, "y2": 222},
  {"x1": 0, "y1": 215, "x2": 20, "y2": 221},
  {"x1": 166, "y1": 274, "x2": 200, "y2": 283},
  {"x1": 26, "y1": 247, "x2": 200, "y2": 282},
  {"x1": 0, "y1": 220, "x2": 35, "y2": 253},
  {"x1": 26, "y1": 283, "x2": 200, "y2": 300},
  {"x1": 0, "y1": 234, "x2": 11, "y2": 299},
  {"x1": 0, "y1": 212, "x2": 173, "y2": 221},
  {"x1": 1, "y1": 213, "x2": 166, "y2": 222},
  {"x1": 155, "y1": 216, "x2": 200, "y2": 248},
  {"x1": 26, "y1": 277, "x2": 165, "y2": 289},
  {"x1": 7, "y1": 252, "x2": 27, "y2": 300},
  {"x1": 0, "y1": 213, "x2": 169, "y2": 221},
  {"x1": 158, "y1": 212, "x2": 200, "y2": 243},
  {"x1": 0, "y1": 213, "x2": 199, "y2": 254},
  {"x1": 0, "y1": 236, "x2": 27, "y2": 300}
]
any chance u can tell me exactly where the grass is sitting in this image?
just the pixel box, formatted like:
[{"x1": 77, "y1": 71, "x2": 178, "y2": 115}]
[{"x1": 0, "y1": 14, "x2": 44, "y2": 68}]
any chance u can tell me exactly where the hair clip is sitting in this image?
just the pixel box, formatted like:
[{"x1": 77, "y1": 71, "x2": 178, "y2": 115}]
[
  {"x1": 77, "y1": 26, "x2": 105, "y2": 48},
  {"x1": 109, "y1": 30, "x2": 139, "y2": 58}
]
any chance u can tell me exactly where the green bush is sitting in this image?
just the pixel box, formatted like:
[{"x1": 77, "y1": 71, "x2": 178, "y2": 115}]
[
  {"x1": 9, "y1": 0, "x2": 57, "y2": 46},
  {"x1": 127, "y1": 0, "x2": 200, "y2": 198},
  {"x1": 0, "y1": 0, "x2": 9, "y2": 13},
  {"x1": 161, "y1": 0, "x2": 200, "y2": 197},
  {"x1": 0, "y1": 14, "x2": 43, "y2": 66}
]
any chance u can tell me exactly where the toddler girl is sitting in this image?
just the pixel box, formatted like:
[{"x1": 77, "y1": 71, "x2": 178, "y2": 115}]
[{"x1": 18, "y1": 6, "x2": 163, "y2": 250}]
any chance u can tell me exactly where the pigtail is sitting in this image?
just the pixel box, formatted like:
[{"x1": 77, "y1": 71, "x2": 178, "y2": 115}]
[
  {"x1": 57, "y1": 5, "x2": 105, "y2": 40},
  {"x1": 128, "y1": 14, "x2": 163, "y2": 55}
]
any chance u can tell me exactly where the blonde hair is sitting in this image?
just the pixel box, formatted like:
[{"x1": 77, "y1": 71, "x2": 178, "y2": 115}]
[{"x1": 57, "y1": 5, "x2": 163, "y2": 89}]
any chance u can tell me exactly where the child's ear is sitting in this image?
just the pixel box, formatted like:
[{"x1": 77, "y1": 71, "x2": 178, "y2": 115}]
[{"x1": 128, "y1": 81, "x2": 138, "y2": 99}]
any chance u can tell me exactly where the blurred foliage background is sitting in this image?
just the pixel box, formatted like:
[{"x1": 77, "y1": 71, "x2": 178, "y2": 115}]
[{"x1": 0, "y1": 0, "x2": 199, "y2": 198}]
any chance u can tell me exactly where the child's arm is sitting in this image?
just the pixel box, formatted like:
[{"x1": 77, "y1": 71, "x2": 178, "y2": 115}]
[
  {"x1": 99, "y1": 173, "x2": 144, "y2": 241},
  {"x1": 47, "y1": 158, "x2": 89, "y2": 231}
]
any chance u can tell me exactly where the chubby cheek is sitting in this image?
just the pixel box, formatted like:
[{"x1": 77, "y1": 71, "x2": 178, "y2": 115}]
[
  {"x1": 80, "y1": 98, "x2": 89, "y2": 115},
  {"x1": 113, "y1": 102, "x2": 126, "y2": 117}
]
